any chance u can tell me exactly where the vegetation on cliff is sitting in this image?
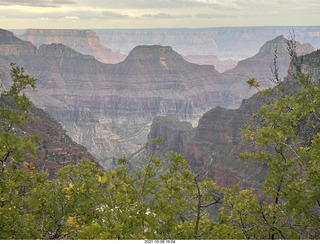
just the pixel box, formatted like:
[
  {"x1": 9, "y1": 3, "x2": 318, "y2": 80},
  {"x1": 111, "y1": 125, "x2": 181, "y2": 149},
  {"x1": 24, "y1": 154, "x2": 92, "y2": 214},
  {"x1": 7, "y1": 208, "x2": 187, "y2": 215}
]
[{"x1": 0, "y1": 46, "x2": 319, "y2": 239}]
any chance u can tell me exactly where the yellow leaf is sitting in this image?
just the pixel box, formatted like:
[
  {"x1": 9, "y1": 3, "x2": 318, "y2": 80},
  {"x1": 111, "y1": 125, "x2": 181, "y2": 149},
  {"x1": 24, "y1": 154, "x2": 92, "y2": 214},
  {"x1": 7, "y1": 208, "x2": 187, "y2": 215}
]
[{"x1": 97, "y1": 175, "x2": 107, "y2": 183}]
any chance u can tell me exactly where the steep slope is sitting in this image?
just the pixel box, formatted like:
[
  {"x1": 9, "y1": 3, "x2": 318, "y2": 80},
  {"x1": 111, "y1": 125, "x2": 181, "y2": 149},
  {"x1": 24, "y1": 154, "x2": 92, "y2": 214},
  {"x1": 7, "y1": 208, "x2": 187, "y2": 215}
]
[
  {"x1": 19, "y1": 29, "x2": 126, "y2": 64},
  {"x1": 140, "y1": 49, "x2": 320, "y2": 189}
]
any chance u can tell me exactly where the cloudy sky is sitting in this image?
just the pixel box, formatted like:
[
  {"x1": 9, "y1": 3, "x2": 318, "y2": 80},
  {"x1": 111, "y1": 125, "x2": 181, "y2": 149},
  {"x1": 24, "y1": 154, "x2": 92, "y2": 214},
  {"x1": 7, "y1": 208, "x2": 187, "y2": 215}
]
[{"x1": 1, "y1": 0, "x2": 319, "y2": 29}]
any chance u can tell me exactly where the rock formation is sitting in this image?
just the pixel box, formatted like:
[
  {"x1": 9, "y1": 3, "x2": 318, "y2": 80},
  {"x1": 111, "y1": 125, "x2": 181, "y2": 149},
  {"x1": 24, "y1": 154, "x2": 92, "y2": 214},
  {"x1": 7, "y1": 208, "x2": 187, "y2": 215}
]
[{"x1": 19, "y1": 29, "x2": 126, "y2": 64}]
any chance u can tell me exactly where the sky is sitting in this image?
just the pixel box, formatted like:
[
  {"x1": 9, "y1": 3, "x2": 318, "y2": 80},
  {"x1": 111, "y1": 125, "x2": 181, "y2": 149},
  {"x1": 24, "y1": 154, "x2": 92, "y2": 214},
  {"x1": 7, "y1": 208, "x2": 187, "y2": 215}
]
[{"x1": 0, "y1": 0, "x2": 319, "y2": 29}]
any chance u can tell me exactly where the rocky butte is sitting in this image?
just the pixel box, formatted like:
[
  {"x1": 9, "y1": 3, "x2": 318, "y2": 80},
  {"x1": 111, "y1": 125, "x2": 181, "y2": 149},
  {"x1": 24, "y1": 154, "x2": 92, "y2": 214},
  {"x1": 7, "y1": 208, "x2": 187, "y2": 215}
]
[{"x1": 0, "y1": 28, "x2": 315, "y2": 170}]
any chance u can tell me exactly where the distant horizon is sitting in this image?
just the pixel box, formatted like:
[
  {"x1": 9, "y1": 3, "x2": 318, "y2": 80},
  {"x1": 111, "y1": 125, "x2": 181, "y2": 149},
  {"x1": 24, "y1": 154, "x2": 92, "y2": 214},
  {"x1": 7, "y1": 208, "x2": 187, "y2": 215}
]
[{"x1": 7, "y1": 25, "x2": 320, "y2": 31}]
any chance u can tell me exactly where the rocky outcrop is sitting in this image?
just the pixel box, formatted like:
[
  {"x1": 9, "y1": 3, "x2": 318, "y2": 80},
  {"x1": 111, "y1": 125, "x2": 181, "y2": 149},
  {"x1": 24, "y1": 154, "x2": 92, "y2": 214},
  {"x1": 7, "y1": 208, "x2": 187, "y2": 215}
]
[
  {"x1": 20, "y1": 29, "x2": 126, "y2": 64},
  {"x1": 142, "y1": 107, "x2": 263, "y2": 188}
]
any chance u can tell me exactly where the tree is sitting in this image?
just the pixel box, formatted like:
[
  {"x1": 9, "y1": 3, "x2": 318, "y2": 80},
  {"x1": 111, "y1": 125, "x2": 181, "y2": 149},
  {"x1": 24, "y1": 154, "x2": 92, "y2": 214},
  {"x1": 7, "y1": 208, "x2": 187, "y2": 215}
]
[
  {"x1": 62, "y1": 151, "x2": 221, "y2": 240},
  {"x1": 0, "y1": 63, "x2": 42, "y2": 239},
  {"x1": 236, "y1": 55, "x2": 320, "y2": 238},
  {"x1": 0, "y1": 63, "x2": 39, "y2": 171}
]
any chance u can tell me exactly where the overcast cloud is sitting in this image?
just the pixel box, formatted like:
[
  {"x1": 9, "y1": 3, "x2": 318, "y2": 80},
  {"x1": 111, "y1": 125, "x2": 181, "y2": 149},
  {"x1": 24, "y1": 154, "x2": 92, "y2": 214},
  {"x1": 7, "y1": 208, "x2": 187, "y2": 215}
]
[
  {"x1": 0, "y1": 0, "x2": 319, "y2": 29},
  {"x1": 0, "y1": 0, "x2": 77, "y2": 7}
]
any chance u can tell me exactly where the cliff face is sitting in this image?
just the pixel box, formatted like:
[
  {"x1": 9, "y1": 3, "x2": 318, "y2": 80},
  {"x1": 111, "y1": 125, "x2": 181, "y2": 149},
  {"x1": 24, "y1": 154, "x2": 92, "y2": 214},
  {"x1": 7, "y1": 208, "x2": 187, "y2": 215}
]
[
  {"x1": 142, "y1": 49, "x2": 320, "y2": 189},
  {"x1": 20, "y1": 29, "x2": 126, "y2": 64}
]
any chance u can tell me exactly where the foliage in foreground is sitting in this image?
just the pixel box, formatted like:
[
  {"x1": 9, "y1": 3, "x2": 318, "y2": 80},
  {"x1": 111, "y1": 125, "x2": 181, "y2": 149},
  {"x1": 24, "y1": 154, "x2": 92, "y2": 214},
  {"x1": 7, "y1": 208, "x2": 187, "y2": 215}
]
[{"x1": 0, "y1": 57, "x2": 319, "y2": 240}]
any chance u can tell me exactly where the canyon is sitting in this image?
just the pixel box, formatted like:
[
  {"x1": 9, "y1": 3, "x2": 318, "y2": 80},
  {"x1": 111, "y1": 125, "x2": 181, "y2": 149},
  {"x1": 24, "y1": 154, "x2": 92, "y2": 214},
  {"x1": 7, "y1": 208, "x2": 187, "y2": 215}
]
[{"x1": 0, "y1": 28, "x2": 316, "y2": 175}]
